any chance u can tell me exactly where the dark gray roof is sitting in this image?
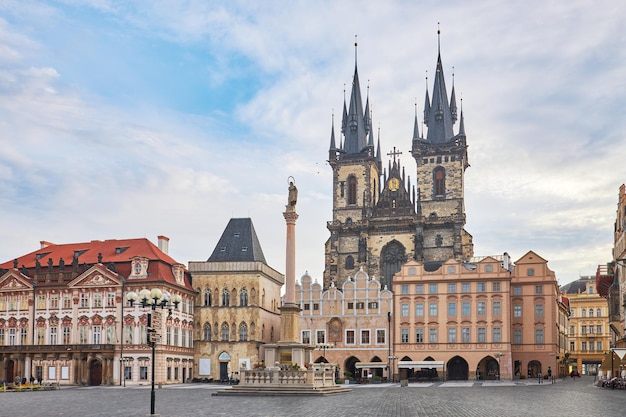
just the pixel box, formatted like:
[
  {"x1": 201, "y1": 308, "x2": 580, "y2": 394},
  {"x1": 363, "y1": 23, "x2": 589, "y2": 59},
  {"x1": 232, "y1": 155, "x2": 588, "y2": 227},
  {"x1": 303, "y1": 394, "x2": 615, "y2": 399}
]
[
  {"x1": 207, "y1": 218, "x2": 267, "y2": 263},
  {"x1": 561, "y1": 276, "x2": 593, "y2": 294}
]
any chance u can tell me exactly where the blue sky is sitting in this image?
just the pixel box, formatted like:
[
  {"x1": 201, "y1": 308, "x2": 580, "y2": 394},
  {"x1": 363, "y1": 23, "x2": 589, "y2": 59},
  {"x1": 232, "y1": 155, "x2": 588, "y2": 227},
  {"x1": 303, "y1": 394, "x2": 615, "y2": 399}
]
[{"x1": 1, "y1": 0, "x2": 625, "y2": 286}]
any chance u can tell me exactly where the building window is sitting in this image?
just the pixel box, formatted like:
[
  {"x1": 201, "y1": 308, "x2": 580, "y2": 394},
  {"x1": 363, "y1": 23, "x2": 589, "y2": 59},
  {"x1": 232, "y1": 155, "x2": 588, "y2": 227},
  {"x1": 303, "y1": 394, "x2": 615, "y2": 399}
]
[
  {"x1": 597, "y1": 325, "x2": 602, "y2": 334},
  {"x1": 316, "y1": 330, "x2": 326, "y2": 344},
  {"x1": 569, "y1": 325, "x2": 575, "y2": 335},
  {"x1": 581, "y1": 309, "x2": 586, "y2": 317},
  {"x1": 203, "y1": 323, "x2": 212, "y2": 341},
  {"x1": 477, "y1": 282, "x2": 486, "y2": 292},
  {"x1": 204, "y1": 288, "x2": 212, "y2": 306},
  {"x1": 221, "y1": 323, "x2": 229, "y2": 341},
  {"x1": 21, "y1": 328, "x2": 28, "y2": 345},
  {"x1": 107, "y1": 292, "x2": 116, "y2": 308},
  {"x1": 597, "y1": 308, "x2": 602, "y2": 317},
  {"x1": 174, "y1": 328, "x2": 179, "y2": 345},
  {"x1": 345, "y1": 255, "x2": 354, "y2": 270},
  {"x1": 63, "y1": 294, "x2": 72, "y2": 309},
  {"x1": 492, "y1": 301, "x2": 501, "y2": 316},
  {"x1": 429, "y1": 302, "x2": 438, "y2": 317},
  {"x1": 49, "y1": 327, "x2": 57, "y2": 345},
  {"x1": 415, "y1": 328, "x2": 424, "y2": 343},
  {"x1": 462, "y1": 327, "x2": 470, "y2": 343},
  {"x1": 36, "y1": 328, "x2": 44, "y2": 345},
  {"x1": 415, "y1": 303, "x2": 424, "y2": 317},
  {"x1": 428, "y1": 328, "x2": 438, "y2": 343},
  {"x1": 79, "y1": 326, "x2": 88, "y2": 344},
  {"x1": 93, "y1": 293, "x2": 102, "y2": 308},
  {"x1": 401, "y1": 285, "x2": 409, "y2": 294},
  {"x1": 448, "y1": 328, "x2": 457, "y2": 343},
  {"x1": 462, "y1": 283, "x2": 470, "y2": 293},
  {"x1": 581, "y1": 325, "x2": 587, "y2": 335},
  {"x1": 239, "y1": 322, "x2": 248, "y2": 341},
  {"x1": 222, "y1": 289, "x2": 230, "y2": 307},
  {"x1": 37, "y1": 295, "x2": 46, "y2": 310},
  {"x1": 429, "y1": 284, "x2": 438, "y2": 294},
  {"x1": 462, "y1": 302, "x2": 470, "y2": 316},
  {"x1": 433, "y1": 167, "x2": 445, "y2": 197},
  {"x1": 401, "y1": 328, "x2": 409, "y2": 343},
  {"x1": 50, "y1": 294, "x2": 59, "y2": 310},
  {"x1": 167, "y1": 367, "x2": 171, "y2": 380},
  {"x1": 140, "y1": 367, "x2": 148, "y2": 380},
  {"x1": 355, "y1": 302, "x2": 364, "y2": 309},
  {"x1": 597, "y1": 341, "x2": 602, "y2": 351},
  {"x1": 304, "y1": 303, "x2": 310, "y2": 310},
  {"x1": 302, "y1": 330, "x2": 311, "y2": 344},
  {"x1": 376, "y1": 329, "x2": 386, "y2": 344},
  {"x1": 415, "y1": 284, "x2": 424, "y2": 294},
  {"x1": 448, "y1": 283, "x2": 457, "y2": 293},
  {"x1": 589, "y1": 309, "x2": 594, "y2": 317},
  {"x1": 570, "y1": 341, "x2": 575, "y2": 351},
  {"x1": 79, "y1": 293, "x2": 88, "y2": 308},
  {"x1": 348, "y1": 175, "x2": 357, "y2": 205},
  {"x1": 125, "y1": 367, "x2": 132, "y2": 381},
  {"x1": 124, "y1": 325, "x2": 133, "y2": 344},
  {"x1": 514, "y1": 305, "x2": 522, "y2": 318},
  {"x1": 369, "y1": 302, "x2": 378, "y2": 309},
  {"x1": 240, "y1": 288, "x2": 248, "y2": 306},
  {"x1": 361, "y1": 330, "x2": 370, "y2": 345},
  {"x1": 534, "y1": 285, "x2": 542, "y2": 294},
  {"x1": 535, "y1": 328, "x2": 544, "y2": 344},
  {"x1": 105, "y1": 325, "x2": 112, "y2": 344},
  {"x1": 401, "y1": 303, "x2": 409, "y2": 317},
  {"x1": 447, "y1": 266, "x2": 456, "y2": 274},
  {"x1": 582, "y1": 342, "x2": 587, "y2": 351},
  {"x1": 513, "y1": 329, "x2": 522, "y2": 344},
  {"x1": 535, "y1": 304, "x2": 544, "y2": 317},
  {"x1": 92, "y1": 326, "x2": 101, "y2": 344},
  {"x1": 589, "y1": 285, "x2": 594, "y2": 294},
  {"x1": 346, "y1": 330, "x2": 355, "y2": 345},
  {"x1": 590, "y1": 342, "x2": 595, "y2": 351},
  {"x1": 493, "y1": 327, "x2": 501, "y2": 343},
  {"x1": 485, "y1": 265, "x2": 493, "y2": 272},
  {"x1": 527, "y1": 268, "x2": 535, "y2": 276},
  {"x1": 448, "y1": 302, "x2": 456, "y2": 316},
  {"x1": 346, "y1": 303, "x2": 352, "y2": 310},
  {"x1": 8, "y1": 328, "x2": 16, "y2": 346},
  {"x1": 477, "y1": 327, "x2": 486, "y2": 343},
  {"x1": 477, "y1": 302, "x2": 486, "y2": 315},
  {"x1": 492, "y1": 282, "x2": 501, "y2": 291},
  {"x1": 513, "y1": 286, "x2": 522, "y2": 296}
]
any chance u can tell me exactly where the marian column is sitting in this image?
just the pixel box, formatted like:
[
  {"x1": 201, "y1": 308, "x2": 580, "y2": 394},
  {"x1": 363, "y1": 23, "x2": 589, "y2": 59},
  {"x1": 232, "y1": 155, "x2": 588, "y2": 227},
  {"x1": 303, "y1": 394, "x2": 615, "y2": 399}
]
[{"x1": 279, "y1": 180, "x2": 301, "y2": 343}]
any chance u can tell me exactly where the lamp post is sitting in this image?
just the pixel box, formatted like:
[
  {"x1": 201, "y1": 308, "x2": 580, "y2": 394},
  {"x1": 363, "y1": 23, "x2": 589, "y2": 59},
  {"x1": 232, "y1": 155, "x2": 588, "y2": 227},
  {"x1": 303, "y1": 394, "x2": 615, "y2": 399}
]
[{"x1": 126, "y1": 288, "x2": 181, "y2": 416}]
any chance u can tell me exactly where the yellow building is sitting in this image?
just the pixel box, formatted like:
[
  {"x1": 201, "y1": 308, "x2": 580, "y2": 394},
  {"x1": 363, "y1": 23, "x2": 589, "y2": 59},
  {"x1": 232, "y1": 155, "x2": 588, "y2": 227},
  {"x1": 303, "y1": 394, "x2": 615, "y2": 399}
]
[
  {"x1": 189, "y1": 218, "x2": 283, "y2": 382},
  {"x1": 561, "y1": 276, "x2": 611, "y2": 375}
]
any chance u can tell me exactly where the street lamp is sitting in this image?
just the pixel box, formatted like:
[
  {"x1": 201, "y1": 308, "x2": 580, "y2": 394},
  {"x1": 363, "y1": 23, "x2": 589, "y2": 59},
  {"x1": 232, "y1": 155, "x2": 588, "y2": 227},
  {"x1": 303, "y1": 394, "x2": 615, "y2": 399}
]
[
  {"x1": 126, "y1": 288, "x2": 182, "y2": 416},
  {"x1": 316, "y1": 343, "x2": 333, "y2": 363}
]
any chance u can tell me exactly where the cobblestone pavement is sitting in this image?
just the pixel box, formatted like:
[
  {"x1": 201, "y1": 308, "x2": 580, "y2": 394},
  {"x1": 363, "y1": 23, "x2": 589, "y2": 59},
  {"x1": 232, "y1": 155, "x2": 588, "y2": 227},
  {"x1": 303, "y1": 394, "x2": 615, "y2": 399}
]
[{"x1": 1, "y1": 376, "x2": 624, "y2": 416}]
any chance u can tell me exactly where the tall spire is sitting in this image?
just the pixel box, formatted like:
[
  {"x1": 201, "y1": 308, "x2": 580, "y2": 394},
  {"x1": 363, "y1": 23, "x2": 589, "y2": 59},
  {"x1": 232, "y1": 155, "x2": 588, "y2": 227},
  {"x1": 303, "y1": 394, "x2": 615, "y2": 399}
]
[
  {"x1": 376, "y1": 125, "x2": 382, "y2": 165},
  {"x1": 425, "y1": 25, "x2": 455, "y2": 143},
  {"x1": 423, "y1": 71, "x2": 430, "y2": 127},
  {"x1": 341, "y1": 85, "x2": 347, "y2": 136},
  {"x1": 450, "y1": 67, "x2": 458, "y2": 124},
  {"x1": 458, "y1": 98, "x2": 466, "y2": 136},
  {"x1": 329, "y1": 112, "x2": 337, "y2": 152},
  {"x1": 413, "y1": 101, "x2": 420, "y2": 140},
  {"x1": 343, "y1": 36, "x2": 369, "y2": 154}
]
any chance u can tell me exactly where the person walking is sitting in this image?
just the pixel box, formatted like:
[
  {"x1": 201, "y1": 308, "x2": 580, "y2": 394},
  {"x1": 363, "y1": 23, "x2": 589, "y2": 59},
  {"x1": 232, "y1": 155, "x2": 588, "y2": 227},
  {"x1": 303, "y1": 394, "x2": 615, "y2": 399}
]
[
  {"x1": 547, "y1": 366, "x2": 553, "y2": 384},
  {"x1": 538, "y1": 371, "x2": 543, "y2": 384}
]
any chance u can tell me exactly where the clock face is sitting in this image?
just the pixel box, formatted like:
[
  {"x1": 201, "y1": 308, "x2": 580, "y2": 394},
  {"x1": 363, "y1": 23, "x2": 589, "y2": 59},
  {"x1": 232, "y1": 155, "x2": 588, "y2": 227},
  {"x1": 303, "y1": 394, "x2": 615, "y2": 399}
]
[{"x1": 388, "y1": 178, "x2": 400, "y2": 192}]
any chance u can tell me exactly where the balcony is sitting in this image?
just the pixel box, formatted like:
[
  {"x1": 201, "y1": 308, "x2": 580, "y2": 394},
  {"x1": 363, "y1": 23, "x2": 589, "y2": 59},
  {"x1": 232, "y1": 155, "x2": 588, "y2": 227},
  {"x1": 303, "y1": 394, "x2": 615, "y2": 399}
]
[{"x1": 596, "y1": 262, "x2": 615, "y2": 298}]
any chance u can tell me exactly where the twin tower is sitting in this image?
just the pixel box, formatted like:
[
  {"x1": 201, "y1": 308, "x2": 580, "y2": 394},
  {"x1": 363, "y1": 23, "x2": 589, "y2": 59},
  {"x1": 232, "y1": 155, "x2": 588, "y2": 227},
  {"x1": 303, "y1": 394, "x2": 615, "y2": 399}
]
[{"x1": 324, "y1": 36, "x2": 474, "y2": 290}]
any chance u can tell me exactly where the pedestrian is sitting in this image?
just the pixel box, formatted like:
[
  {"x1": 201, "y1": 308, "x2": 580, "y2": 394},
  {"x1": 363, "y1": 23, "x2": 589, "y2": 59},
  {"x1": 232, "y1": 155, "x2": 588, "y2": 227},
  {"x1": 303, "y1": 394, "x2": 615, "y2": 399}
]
[
  {"x1": 547, "y1": 366, "x2": 553, "y2": 384},
  {"x1": 538, "y1": 372, "x2": 542, "y2": 384},
  {"x1": 30, "y1": 375, "x2": 34, "y2": 385}
]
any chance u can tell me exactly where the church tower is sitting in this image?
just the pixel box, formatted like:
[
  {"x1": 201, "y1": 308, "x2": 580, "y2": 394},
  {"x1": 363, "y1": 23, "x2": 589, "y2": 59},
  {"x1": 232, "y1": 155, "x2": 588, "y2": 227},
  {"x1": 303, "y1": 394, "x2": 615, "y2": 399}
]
[{"x1": 324, "y1": 34, "x2": 473, "y2": 290}]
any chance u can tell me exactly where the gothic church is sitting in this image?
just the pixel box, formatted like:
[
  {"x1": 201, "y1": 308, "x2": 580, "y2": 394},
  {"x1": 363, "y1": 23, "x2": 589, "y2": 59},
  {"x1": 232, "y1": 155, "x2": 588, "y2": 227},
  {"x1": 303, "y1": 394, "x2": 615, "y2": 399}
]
[{"x1": 324, "y1": 36, "x2": 474, "y2": 290}]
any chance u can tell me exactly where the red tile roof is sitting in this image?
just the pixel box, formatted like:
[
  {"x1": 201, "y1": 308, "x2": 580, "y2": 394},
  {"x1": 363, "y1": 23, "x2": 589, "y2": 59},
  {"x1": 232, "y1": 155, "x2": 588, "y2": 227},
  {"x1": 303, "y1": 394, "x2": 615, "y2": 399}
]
[{"x1": 0, "y1": 238, "x2": 193, "y2": 290}]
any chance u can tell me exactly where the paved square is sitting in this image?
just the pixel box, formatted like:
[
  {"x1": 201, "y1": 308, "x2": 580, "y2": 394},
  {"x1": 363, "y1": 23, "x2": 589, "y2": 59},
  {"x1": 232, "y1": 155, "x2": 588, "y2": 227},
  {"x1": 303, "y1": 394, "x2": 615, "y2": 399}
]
[{"x1": 1, "y1": 377, "x2": 623, "y2": 416}]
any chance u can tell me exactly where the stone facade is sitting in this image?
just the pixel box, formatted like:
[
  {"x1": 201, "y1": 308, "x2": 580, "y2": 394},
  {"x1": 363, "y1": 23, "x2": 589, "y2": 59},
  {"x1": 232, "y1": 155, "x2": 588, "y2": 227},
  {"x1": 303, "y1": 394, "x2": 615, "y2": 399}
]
[{"x1": 189, "y1": 261, "x2": 283, "y2": 382}]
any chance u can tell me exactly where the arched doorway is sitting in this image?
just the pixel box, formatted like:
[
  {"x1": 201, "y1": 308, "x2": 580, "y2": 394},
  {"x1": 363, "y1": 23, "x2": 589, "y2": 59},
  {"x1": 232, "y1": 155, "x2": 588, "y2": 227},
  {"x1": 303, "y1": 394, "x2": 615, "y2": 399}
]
[
  {"x1": 370, "y1": 356, "x2": 384, "y2": 378},
  {"x1": 477, "y1": 356, "x2": 499, "y2": 380},
  {"x1": 218, "y1": 352, "x2": 231, "y2": 382},
  {"x1": 399, "y1": 356, "x2": 413, "y2": 381},
  {"x1": 6, "y1": 360, "x2": 15, "y2": 384},
  {"x1": 344, "y1": 356, "x2": 360, "y2": 381},
  {"x1": 89, "y1": 360, "x2": 102, "y2": 386},
  {"x1": 528, "y1": 360, "x2": 541, "y2": 378},
  {"x1": 447, "y1": 356, "x2": 469, "y2": 380}
]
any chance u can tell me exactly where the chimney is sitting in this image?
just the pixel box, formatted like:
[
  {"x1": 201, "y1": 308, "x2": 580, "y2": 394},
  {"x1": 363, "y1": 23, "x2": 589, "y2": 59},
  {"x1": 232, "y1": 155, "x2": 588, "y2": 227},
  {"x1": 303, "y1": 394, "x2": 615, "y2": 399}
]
[{"x1": 158, "y1": 235, "x2": 170, "y2": 255}]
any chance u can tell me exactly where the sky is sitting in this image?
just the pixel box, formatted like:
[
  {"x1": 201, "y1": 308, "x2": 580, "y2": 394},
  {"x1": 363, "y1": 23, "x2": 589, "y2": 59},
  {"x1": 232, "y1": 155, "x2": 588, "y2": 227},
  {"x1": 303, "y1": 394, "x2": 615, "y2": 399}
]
[{"x1": 1, "y1": 0, "x2": 625, "y2": 287}]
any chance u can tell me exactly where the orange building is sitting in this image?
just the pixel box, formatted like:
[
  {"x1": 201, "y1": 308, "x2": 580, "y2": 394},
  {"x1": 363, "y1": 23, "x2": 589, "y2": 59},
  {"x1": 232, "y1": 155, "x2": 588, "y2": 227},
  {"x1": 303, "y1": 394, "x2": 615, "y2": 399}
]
[{"x1": 391, "y1": 251, "x2": 563, "y2": 381}]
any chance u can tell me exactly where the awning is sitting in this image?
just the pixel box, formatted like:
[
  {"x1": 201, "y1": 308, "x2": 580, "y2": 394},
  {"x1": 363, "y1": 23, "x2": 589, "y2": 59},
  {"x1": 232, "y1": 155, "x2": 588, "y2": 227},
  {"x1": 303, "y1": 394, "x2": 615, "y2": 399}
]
[
  {"x1": 398, "y1": 360, "x2": 445, "y2": 369},
  {"x1": 355, "y1": 362, "x2": 388, "y2": 369}
]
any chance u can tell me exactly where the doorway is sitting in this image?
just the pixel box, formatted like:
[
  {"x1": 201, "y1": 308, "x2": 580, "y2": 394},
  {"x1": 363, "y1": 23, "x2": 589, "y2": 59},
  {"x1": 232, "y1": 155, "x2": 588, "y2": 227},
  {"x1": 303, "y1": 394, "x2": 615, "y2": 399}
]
[{"x1": 89, "y1": 360, "x2": 102, "y2": 386}]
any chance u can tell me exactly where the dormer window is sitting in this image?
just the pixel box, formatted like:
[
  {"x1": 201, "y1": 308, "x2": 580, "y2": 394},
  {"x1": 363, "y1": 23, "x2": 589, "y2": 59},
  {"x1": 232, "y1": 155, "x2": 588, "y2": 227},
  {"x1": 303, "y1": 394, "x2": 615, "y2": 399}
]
[{"x1": 134, "y1": 263, "x2": 141, "y2": 275}]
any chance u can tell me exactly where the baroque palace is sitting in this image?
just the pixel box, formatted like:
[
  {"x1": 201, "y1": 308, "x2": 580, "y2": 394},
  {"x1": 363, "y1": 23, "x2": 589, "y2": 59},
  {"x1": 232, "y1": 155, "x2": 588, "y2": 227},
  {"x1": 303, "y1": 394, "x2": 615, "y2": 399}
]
[{"x1": 4, "y1": 34, "x2": 625, "y2": 386}]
